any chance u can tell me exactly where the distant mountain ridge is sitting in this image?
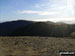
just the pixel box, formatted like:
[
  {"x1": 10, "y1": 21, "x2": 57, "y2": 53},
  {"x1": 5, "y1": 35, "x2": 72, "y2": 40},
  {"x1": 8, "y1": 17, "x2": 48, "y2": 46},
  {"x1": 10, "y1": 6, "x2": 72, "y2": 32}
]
[
  {"x1": 0, "y1": 20, "x2": 33, "y2": 36},
  {"x1": 0, "y1": 20, "x2": 75, "y2": 37}
]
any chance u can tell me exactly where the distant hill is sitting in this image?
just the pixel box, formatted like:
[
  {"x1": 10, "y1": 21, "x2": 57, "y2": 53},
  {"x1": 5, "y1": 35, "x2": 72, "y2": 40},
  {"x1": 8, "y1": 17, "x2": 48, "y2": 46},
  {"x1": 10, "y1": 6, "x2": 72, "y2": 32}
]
[
  {"x1": 10, "y1": 21, "x2": 75, "y2": 37},
  {"x1": 0, "y1": 20, "x2": 33, "y2": 36},
  {"x1": 10, "y1": 22, "x2": 55, "y2": 36},
  {"x1": 0, "y1": 20, "x2": 75, "y2": 37},
  {"x1": 56, "y1": 20, "x2": 75, "y2": 24}
]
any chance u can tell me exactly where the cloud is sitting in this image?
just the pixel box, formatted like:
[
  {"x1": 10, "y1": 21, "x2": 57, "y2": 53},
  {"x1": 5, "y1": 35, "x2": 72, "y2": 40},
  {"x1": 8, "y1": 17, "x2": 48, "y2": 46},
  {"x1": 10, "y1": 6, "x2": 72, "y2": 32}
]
[
  {"x1": 51, "y1": 5, "x2": 66, "y2": 9},
  {"x1": 35, "y1": 4, "x2": 44, "y2": 8},
  {"x1": 17, "y1": 10, "x2": 58, "y2": 15},
  {"x1": 35, "y1": 3, "x2": 49, "y2": 8},
  {"x1": 34, "y1": 18, "x2": 75, "y2": 22},
  {"x1": 35, "y1": 0, "x2": 74, "y2": 10}
]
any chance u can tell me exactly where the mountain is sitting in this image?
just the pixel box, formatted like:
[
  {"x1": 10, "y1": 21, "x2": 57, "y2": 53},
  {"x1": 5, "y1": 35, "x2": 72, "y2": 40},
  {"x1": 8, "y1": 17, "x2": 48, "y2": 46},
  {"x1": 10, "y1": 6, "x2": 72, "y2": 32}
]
[
  {"x1": 9, "y1": 21, "x2": 75, "y2": 37},
  {"x1": 0, "y1": 20, "x2": 33, "y2": 36},
  {"x1": 0, "y1": 20, "x2": 75, "y2": 37},
  {"x1": 56, "y1": 20, "x2": 75, "y2": 24},
  {"x1": 10, "y1": 22, "x2": 55, "y2": 36},
  {"x1": 63, "y1": 20, "x2": 75, "y2": 24}
]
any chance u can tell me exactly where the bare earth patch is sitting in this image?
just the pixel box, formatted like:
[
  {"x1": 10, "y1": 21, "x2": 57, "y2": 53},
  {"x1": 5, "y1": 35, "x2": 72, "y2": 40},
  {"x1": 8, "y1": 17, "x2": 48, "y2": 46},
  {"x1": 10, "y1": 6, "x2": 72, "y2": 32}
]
[{"x1": 0, "y1": 36, "x2": 75, "y2": 56}]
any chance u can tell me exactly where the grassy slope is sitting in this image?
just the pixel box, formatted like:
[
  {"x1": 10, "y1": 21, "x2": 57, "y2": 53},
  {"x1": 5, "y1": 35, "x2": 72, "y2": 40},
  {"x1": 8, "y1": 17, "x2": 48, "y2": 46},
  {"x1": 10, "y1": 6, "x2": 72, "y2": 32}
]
[{"x1": 0, "y1": 36, "x2": 75, "y2": 56}]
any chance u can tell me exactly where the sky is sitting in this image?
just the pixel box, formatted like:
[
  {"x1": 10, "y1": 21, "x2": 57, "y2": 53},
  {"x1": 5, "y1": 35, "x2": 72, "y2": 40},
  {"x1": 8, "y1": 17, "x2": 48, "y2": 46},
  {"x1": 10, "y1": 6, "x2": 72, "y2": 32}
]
[{"x1": 0, "y1": 0, "x2": 75, "y2": 22}]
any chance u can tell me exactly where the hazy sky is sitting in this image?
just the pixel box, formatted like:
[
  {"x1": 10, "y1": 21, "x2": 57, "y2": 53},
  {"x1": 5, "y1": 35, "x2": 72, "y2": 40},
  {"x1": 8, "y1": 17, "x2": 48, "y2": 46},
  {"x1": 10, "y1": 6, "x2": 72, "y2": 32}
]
[{"x1": 0, "y1": 0, "x2": 75, "y2": 22}]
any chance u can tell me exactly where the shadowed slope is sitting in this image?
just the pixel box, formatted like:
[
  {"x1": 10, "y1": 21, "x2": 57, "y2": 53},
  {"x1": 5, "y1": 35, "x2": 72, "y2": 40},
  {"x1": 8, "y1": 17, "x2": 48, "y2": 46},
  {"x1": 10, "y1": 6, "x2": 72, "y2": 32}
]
[{"x1": 0, "y1": 20, "x2": 33, "y2": 36}]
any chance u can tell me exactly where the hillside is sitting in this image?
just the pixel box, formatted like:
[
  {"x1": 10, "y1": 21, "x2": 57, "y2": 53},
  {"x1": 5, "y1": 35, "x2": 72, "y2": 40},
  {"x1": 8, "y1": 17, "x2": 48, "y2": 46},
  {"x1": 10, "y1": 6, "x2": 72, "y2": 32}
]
[
  {"x1": 10, "y1": 22, "x2": 55, "y2": 36},
  {"x1": 10, "y1": 21, "x2": 75, "y2": 37},
  {"x1": 0, "y1": 20, "x2": 75, "y2": 37},
  {"x1": 0, "y1": 20, "x2": 33, "y2": 36}
]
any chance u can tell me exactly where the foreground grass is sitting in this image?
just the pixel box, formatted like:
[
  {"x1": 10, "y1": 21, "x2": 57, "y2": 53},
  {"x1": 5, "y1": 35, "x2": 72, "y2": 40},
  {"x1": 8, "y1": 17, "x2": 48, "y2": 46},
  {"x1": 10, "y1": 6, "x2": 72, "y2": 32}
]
[{"x1": 0, "y1": 36, "x2": 75, "y2": 56}]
